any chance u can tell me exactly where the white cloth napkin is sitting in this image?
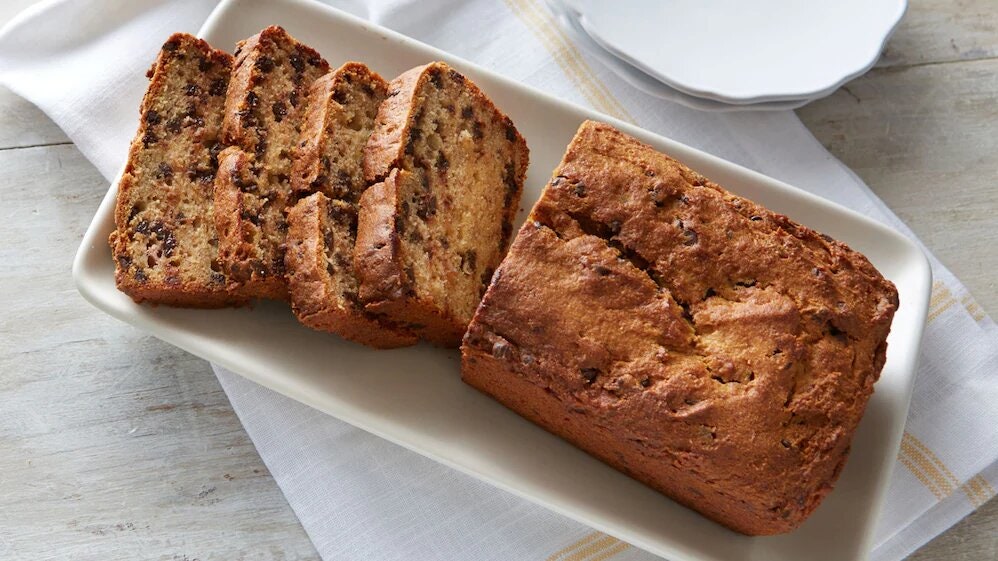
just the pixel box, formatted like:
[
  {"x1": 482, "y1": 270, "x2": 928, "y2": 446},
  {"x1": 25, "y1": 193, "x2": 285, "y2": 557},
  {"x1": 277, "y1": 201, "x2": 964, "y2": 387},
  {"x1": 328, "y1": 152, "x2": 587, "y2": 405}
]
[{"x1": 3, "y1": 1, "x2": 996, "y2": 560}]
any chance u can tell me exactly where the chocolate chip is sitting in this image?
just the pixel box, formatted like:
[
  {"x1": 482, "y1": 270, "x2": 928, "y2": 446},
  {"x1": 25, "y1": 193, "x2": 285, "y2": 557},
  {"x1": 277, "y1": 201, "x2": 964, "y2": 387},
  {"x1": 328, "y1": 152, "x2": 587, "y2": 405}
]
[
  {"x1": 145, "y1": 110, "x2": 161, "y2": 125},
  {"x1": 580, "y1": 367, "x2": 600, "y2": 383},
  {"x1": 435, "y1": 152, "x2": 449, "y2": 171},
  {"x1": 211, "y1": 272, "x2": 225, "y2": 285},
  {"x1": 429, "y1": 68, "x2": 444, "y2": 89},
  {"x1": 156, "y1": 162, "x2": 173, "y2": 181},
  {"x1": 682, "y1": 229, "x2": 698, "y2": 246},
  {"x1": 133, "y1": 268, "x2": 148, "y2": 282},
  {"x1": 472, "y1": 120, "x2": 484, "y2": 140},
  {"x1": 165, "y1": 274, "x2": 181, "y2": 286},
  {"x1": 461, "y1": 106, "x2": 474, "y2": 119},
  {"x1": 135, "y1": 220, "x2": 150, "y2": 234},
  {"x1": 492, "y1": 340, "x2": 513, "y2": 359},
  {"x1": 272, "y1": 101, "x2": 287, "y2": 122},
  {"x1": 166, "y1": 117, "x2": 182, "y2": 133},
  {"x1": 142, "y1": 130, "x2": 158, "y2": 147},
  {"x1": 117, "y1": 255, "x2": 132, "y2": 268},
  {"x1": 460, "y1": 250, "x2": 477, "y2": 274},
  {"x1": 256, "y1": 55, "x2": 275, "y2": 72},
  {"x1": 640, "y1": 378, "x2": 651, "y2": 387},
  {"x1": 414, "y1": 194, "x2": 437, "y2": 220},
  {"x1": 185, "y1": 83, "x2": 201, "y2": 96},
  {"x1": 573, "y1": 182, "x2": 586, "y2": 197},
  {"x1": 209, "y1": 78, "x2": 227, "y2": 96},
  {"x1": 198, "y1": 57, "x2": 212, "y2": 72},
  {"x1": 162, "y1": 40, "x2": 180, "y2": 52},
  {"x1": 594, "y1": 265, "x2": 611, "y2": 276},
  {"x1": 307, "y1": 55, "x2": 323, "y2": 67},
  {"x1": 246, "y1": 91, "x2": 259, "y2": 108},
  {"x1": 448, "y1": 69, "x2": 465, "y2": 84},
  {"x1": 332, "y1": 87, "x2": 348, "y2": 104},
  {"x1": 504, "y1": 118, "x2": 518, "y2": 142},
  {"x1": 289, "y1": 90, "x2": 299, "y2": 107},
  {"x1": 289, "y1": 53, "x2": 305, "y2": 72}
]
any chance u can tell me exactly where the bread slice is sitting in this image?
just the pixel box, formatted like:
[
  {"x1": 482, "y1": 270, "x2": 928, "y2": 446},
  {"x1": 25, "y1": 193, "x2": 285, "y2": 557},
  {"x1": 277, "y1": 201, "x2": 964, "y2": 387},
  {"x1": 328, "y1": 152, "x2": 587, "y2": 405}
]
[
  {"x1": 213, "y1": 25, "x2": 330, "y2": 300},
  {"x1": 355, "y1": 62, "x2": 529, "y2": 347},
  {"x1": 284, "y1": 62, "x2": 416, "y2": 348},
  {"x1": 110, "y1": 33, "x2": 244, "y2": 308}
]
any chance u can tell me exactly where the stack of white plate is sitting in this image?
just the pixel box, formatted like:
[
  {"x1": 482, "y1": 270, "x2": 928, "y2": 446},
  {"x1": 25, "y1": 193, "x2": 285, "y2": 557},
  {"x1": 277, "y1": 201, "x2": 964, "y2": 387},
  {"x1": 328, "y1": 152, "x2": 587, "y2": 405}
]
[{"x1": 547, "y1": 0, "x2": 907, "y2": 112}]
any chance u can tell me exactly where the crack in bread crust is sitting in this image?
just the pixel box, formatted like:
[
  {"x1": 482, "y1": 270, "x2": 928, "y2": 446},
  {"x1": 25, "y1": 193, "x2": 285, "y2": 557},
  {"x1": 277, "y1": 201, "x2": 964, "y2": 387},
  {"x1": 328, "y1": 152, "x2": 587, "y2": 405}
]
[
  {"x1": 461, "y1": 121, "x2": 898, "y2": 535},
  {"x1": 110, "y1": 33, "x2": 245, "y2": 308}
]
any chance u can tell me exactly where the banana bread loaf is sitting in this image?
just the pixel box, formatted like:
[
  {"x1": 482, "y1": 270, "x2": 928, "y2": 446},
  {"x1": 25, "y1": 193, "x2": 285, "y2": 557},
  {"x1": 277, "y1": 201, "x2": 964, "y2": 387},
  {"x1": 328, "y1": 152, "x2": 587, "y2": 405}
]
[
  {"x1": 355, "y1": 62, "x2": 529, "y2": 347},
  {"x1": 461, "y1": 121, "x2": 899, "y2": 535},
  {"x1": 213, "y1": 25, "x2": 330, "y2": 300},
  {"x1": 285, "y1": 63, "x2": 416, "y2": 348},
  {"x1": 110, "y1": 33, "x2": 244, "y2": 307}
]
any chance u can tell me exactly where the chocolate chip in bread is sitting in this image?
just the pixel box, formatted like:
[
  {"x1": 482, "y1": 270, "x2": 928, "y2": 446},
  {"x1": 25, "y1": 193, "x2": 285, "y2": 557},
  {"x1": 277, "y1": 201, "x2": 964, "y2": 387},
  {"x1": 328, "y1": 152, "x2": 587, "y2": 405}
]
[
  {"x1": 213, "y1": 25, "x2": 330, "y2": 300},
  {"x1": 110, "y1": 33, "x2": 244, "y2": 308},
  {"x1": 461, "y1": 121, "x2": 899, "y2": 535},
  {"x1": 285, "y1": 63, "x2": 416, "y2": 348},
  {"x1": 355, "y1": 62, "x2": 529, "y2": 347}
]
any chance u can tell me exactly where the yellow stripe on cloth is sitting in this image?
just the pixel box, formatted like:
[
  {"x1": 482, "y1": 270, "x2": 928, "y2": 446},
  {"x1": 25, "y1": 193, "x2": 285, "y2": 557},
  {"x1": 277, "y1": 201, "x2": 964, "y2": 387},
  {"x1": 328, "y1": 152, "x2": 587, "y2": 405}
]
[
  {"x1": 960, "y1": 293, "x2": 987, "y2": 323},
  {"x1": 561, "y1": 535, "x2": 625, "y2": 561},
  {"x1": 927, "y1": 282, "x2": 956, "y2": 323},
  {"x1": 899, "y1": 432, "x2": 965, "y2": 501},
  {"x1": 961, "y1": 474, "x2": 997, "y2": 508},
  {"x1": 504, "y1": 0, "x2": 635, "y2": 123},
  {"x1": 546, "y1": 532, "x2": 603, "y2": 561},
  {"x1": 898, "y1": 452, "x2": 948, "y2": 500}
]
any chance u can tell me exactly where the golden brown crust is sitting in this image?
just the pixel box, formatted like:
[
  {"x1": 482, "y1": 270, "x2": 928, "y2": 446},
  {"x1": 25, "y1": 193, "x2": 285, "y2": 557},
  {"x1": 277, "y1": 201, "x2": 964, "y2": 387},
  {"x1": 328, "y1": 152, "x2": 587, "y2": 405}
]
[
  {"x1": 461, "y1": 121, "x2": 898, "y2": 535},
  {"x1": 111, "y1": 33, "x2": 246, "y2": 308},
  {"x1": 286, "y1": 193, "x2": 416, "y2": 348}
]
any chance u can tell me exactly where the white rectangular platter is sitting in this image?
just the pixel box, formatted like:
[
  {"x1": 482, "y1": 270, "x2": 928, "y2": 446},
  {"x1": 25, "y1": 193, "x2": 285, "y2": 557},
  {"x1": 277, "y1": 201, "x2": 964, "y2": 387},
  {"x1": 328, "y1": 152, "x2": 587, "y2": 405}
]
[{"x1": 73, "y1": 0, "x2": 932, "y2": 559}]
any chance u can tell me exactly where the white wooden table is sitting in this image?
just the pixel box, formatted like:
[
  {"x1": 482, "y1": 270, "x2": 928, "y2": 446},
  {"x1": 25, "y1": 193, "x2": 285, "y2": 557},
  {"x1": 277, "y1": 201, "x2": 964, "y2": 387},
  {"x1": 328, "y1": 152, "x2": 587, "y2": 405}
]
[{"x1": 1, "y1": 1, "x2": 995, "y2": 559}]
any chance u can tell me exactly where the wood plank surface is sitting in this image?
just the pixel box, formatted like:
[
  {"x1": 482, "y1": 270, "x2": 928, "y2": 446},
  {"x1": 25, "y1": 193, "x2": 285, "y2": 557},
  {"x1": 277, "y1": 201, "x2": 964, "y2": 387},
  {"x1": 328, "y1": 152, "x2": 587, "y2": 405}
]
[
  {"x1": 0, "y1": 145, "x2": 320, "y2": 560},
  {"x1": 0, "y1": 0, "x2": 995, "y2": 559}
]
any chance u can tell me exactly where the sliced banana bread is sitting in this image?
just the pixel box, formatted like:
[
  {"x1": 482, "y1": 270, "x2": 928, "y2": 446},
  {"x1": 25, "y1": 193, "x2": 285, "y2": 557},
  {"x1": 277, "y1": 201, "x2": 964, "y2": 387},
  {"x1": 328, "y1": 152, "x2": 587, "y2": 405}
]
[
  {"x1": 284, "y1": 62, "x2": 415, "y2": 348},
  {"x1": 355, "y1": 62, "x2": 529, "y2": 347},
  {"x1": 213, "y1": 25, "x2": 330, "y2": 300},
  {"x1": 110, "y1": 33, "x2": 243, "y2": 308}
]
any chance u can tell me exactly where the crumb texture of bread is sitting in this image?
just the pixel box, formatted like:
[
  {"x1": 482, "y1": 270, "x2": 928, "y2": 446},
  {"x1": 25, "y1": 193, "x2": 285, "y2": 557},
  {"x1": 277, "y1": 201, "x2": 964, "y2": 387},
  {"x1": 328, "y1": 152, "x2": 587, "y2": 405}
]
[
  {"x1": 356, "y1": 62, "x2": 529, "y2": 347},
  {"x1": 460, "y1": 121, "x2": 899, "y2": 535},
  {"x1": 213, "y1": 25, "x2": 330, "y2": 300},
  {"x1": 285, "y1": 63, "x2": 416, "y2": 348},
  {"x1": 110, "y1": 33, "x2": 244, "y2": 308}
]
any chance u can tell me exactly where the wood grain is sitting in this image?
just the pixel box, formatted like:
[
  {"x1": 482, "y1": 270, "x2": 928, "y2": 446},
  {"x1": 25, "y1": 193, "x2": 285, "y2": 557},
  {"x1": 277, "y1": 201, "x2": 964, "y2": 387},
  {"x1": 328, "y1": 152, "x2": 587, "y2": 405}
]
[{"x1": 0, "y1": 145, "x2": 319, "y2": 561}]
